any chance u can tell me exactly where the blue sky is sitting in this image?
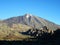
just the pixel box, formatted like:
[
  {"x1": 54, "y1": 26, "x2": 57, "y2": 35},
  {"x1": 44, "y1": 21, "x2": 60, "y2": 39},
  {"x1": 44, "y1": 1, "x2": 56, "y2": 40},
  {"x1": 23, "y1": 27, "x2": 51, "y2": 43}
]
[{"x1": 0, "y1": 0, "x2": 60, "y2": 25}]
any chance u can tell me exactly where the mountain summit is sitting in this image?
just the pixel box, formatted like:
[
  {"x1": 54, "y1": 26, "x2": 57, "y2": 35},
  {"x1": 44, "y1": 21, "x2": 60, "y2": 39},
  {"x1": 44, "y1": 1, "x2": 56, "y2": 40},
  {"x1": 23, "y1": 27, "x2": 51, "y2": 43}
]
[
  {"x1": 25, "y1": 14, "x2": 33, "y2": 19},
  {"x1": 4, "y1": 14, "x2": 60, "y2": 30}
]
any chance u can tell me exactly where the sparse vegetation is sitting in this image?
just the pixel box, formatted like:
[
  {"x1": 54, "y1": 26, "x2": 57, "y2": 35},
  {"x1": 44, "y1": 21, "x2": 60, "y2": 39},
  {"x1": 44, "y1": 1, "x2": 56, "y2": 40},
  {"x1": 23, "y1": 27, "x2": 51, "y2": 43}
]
[{"x1": 0, "y1": 23, "x2": 32, "y2": 41}]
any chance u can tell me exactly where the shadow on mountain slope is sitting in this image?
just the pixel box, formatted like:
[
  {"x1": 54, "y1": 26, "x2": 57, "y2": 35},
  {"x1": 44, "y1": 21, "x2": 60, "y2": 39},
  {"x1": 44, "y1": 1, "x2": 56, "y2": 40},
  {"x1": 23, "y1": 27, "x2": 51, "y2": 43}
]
[{"x1": 21, "y1": 28, "x2": 60, "y2": 45}]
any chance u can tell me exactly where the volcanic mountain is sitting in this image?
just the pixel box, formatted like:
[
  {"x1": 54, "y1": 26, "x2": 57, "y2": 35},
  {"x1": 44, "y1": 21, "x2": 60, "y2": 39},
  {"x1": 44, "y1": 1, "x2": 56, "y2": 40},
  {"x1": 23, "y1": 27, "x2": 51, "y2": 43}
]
[{"x1": 3, "y1": 14, "x2": 60, "y2": 30}]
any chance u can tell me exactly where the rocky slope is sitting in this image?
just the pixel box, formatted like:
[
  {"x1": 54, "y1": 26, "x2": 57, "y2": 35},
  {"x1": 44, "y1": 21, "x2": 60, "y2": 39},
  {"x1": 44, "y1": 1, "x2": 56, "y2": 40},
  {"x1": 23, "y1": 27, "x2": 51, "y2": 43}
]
[{"x1": 3, "y1": 14, "x2": 60, "y2": 30}]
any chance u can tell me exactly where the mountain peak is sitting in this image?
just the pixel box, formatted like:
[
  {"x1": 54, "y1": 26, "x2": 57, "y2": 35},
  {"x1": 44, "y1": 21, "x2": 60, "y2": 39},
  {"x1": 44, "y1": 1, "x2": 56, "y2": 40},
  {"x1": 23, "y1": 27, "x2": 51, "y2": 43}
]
[
  {"x1": 3, "y1": 14, "x2": 60, "y2": 30},
  {"x1": 25, "y1": 14, "x2": 33, "y2": 19}
]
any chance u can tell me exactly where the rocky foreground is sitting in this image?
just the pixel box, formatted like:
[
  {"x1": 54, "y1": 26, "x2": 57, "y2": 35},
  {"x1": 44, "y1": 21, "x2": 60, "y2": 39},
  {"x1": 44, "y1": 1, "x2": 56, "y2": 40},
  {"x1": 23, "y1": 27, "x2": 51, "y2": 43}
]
[{"x1": 0, "y1": 26, "x2": 60, "y2": 45}]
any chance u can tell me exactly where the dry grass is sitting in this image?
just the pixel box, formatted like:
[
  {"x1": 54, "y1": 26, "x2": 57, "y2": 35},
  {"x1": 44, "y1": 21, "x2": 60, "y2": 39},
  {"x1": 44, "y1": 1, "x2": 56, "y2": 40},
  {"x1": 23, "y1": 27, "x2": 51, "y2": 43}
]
[{"x1": 0, "y1": 23, "x2": 32, "y2": 41}]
